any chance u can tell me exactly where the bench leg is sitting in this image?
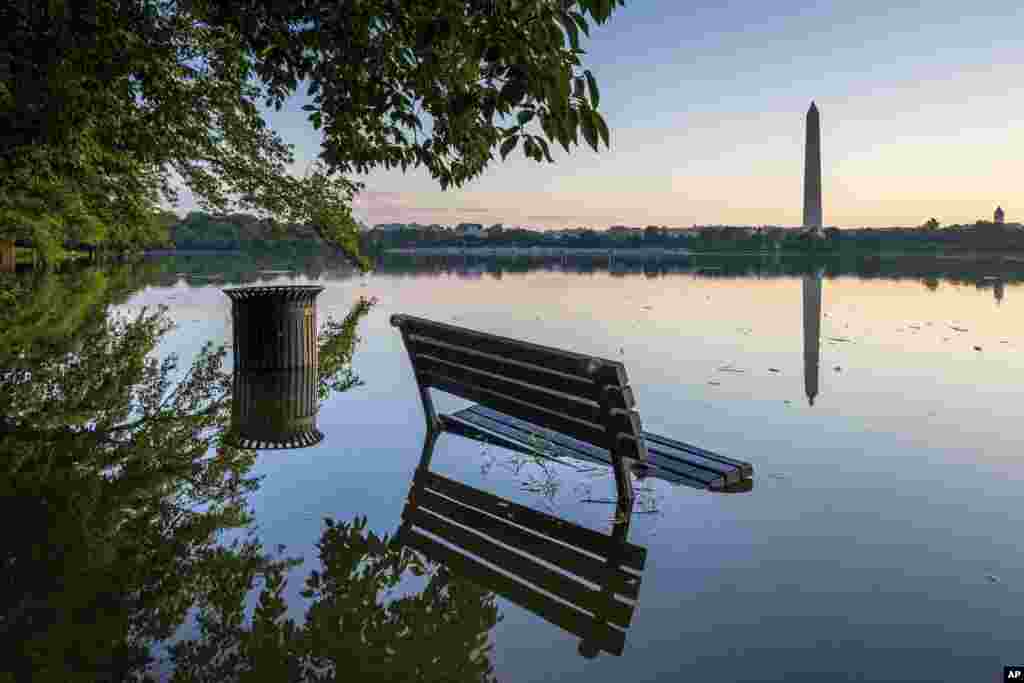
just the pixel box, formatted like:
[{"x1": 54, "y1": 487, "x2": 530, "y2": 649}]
[
  {"x1": 416, "y1": 380, "x2": 441, "y2": 433},
  {"x1": 415, "y1": 426, "x2": 441, "y2": 473},
  {"x1": 611, "y1": 455, "x2": 634, "y2": 508}
]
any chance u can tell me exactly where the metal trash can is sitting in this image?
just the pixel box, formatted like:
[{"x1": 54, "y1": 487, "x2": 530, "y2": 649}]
[
  {"x1": 223, "y1": 285, "x2": 324, "y2": 370},
  {"x1": 223, "y1": 285, "x2": 325, "y2": 449}
]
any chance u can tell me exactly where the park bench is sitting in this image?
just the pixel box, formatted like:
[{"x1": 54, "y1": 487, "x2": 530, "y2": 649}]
[
  {"x1": 391, "y1": 314, "x2": 754, "y2": 502},
  {"x1": 397, "y1": 432, "x2": 646, "y2": 657}
]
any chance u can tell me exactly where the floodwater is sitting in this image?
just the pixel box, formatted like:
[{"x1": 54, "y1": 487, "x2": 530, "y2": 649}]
[{"x1": 4, "y1": 252, "x2": 1024, "y2": 682}]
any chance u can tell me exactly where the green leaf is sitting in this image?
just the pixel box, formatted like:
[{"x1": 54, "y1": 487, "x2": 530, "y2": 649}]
[
  {"x1": 584, "y1": 69, "x2": 599, "y2": 108},
  {"x1": 567, "y1": 107, "x2": 579, "y2": 144},
  {"x1": 572, "y1": 11, "x2": 590, "y2": 37},
  {"x1": 593, "y1": 110, "x2": 610, "y2": 148},
  {"x1": 579, "y1": 109, "x2": 598, "y2": 150},
  {"x1": 536, "y1": 137, "x2": 554, "y2": 163},
  {"x1": 499, "y1": 135, "x2": 519, "y2": 160}
]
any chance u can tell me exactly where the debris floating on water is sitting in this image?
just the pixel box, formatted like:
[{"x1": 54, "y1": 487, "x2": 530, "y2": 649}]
[
  {"x1": 768, "y1": 368, "x2": 780, "y2": 373},
  {"x1": 951, "y1": 326, "x2": 968, "y2": 332},
  {"x1": 833, "y1": 366, "x2": 842, "y2": 372},
  {"x1": 708, "y1": 380, "x2": 721, "y2": 386},
  {"x1": 985, "y1": 574, "x2": 1001, "y2": 584},
  {"x1": 974, "y1": 346, "x2": 982, "y2": 352},
  {"x1": 827, "y1": 336, "x2": 852, "y2": 343}
]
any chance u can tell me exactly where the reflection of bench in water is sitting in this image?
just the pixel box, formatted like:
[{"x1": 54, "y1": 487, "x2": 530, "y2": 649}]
[
  {"x1": 391, "y1": 314, "x2": 754, "y2": 500},
  {"x1": 398, "y1": 435, "x2": 646, "y2": 658}
]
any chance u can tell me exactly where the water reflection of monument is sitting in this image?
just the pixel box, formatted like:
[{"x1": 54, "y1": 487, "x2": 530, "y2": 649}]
[
  {"x1": 802, "y1": 269, "x2": 823, "y2": 406},
  {"x1": 223, "y1": 285, "x2": 325, "y2": 449}
]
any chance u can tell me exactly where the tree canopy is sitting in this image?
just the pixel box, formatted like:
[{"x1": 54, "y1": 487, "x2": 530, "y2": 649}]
[{"x1": 1, "y1": 0, "x2": 625, "y2": 265}]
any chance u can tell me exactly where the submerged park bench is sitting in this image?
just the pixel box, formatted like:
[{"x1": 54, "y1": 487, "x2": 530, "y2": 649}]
[{"x1": 390, "y1": 314, "x2": 754, "y2": 502}]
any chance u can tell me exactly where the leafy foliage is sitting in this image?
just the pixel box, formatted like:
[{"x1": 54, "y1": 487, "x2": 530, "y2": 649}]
[{"x1": 2, "y1": 0, "x2": 625, "y2": 266}]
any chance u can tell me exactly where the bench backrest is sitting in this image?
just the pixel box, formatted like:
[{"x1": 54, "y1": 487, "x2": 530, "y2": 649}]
[
  {"x1": 391, "y1": 314, "x2": 647, "y2": 461},
  {"x1": 399, "y1": 467, "x2": 645, "y2": 657}
]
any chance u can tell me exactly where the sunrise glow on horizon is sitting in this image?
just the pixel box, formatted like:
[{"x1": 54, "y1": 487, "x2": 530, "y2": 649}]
[{"x1": 169, "y1": 1, "x2": 1024, "y2": 231}]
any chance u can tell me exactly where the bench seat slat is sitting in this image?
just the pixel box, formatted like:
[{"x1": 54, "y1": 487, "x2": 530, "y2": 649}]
[
  {"x1": 422, "y1": 374, "x2": 645, "y2": 462},
  {"x1": 444, "y1": 412, "x2": 716, "y2": 489},
  {"x1": 422, "y1": 371, "x2": 604, "y2": 446},
  {"x1": 407, "y1": 334, "x2": 603, "y2": 404},
  {"x1": 393, "y1": 314, "x2": 628, "y2": 386},
  {"x1": 642, "y1": 431, "x2": 754, "y2": 476},
  {"x1": 455, "y1": 406, "x2": 747, "y2": 490},
  {"x1": 414, "y1": 353, "x2": 598, "y2": 425},
  {"x1": 405, "y1": 504, "x2": 636, "y2": 629},
  {"x1": 418, "y1": 469, "x2": 647, "y2": 571},
  {"x1": 410, "y1": 485, "x2": 641, "y2": 601},
  {"x1": 463, "y1": 406, "x2": 727, "y2": 485},
  {"x1": 398, "y1": 525, "x2": 627, "y2": 656},
  {"x1": 415, "y1": 353, "x2": 642, "y2": 439}
]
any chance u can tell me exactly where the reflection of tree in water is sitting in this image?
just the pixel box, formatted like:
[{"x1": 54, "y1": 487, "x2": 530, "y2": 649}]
[
  {"x1": 0, "y1": 304, "x2": 271, "y2": 681},
  {"x1": 169, "y1": 516, "x2": 499, "y2": 682},
  {"x1": 0, "y1": 273, "x2": 497, "y2": 682},
  {"x1": 0, "y1": 262, "x2": 166, "y2": 360}
]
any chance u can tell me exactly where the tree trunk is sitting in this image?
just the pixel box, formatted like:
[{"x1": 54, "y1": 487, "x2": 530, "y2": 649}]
[{"x1": 0, "y1": 240, "x2": 15, "y2": 272}]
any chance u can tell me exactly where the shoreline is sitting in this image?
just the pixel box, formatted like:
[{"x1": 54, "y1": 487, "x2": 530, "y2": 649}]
[
  {"x1": 384, "y1": 247, "x2": 1024, "y2": 264},
  {"x1": 384, "y1": 246, "x2": 693, "y2": 257}
]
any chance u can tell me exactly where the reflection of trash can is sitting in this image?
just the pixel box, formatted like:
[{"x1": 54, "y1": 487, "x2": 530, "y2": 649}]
[
  {"x1": 223, "y1": 285, "x2": 325, "y2": 449},
  {"x1": 227, "y1": 368, "x2": 323, "y2": 449},
  {"x1": 223, "y1": 285, "x2": 324, "y2": 370}
]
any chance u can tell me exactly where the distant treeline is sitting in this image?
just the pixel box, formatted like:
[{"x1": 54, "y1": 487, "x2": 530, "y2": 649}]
[
  {"x1": 168, "y1": 211, "x2": 330, "y2": 252},
  {"x1": 363, "y1": 223, "x2": 1024, "y2": 255}
]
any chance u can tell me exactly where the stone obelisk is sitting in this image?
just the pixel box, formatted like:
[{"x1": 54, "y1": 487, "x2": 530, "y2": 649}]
[{"x1": 803, "y1": 102, "x2": 822, "y2": 229}]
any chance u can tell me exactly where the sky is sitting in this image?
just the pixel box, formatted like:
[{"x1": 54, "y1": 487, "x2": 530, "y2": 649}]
[{"x1": 168, "y1": 1, "x2": 1024, "y2": 230}]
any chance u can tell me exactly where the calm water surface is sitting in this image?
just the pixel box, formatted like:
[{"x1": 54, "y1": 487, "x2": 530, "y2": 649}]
[{"x1": 14, "y1": 254, "x2": 1024, "y2": 681}]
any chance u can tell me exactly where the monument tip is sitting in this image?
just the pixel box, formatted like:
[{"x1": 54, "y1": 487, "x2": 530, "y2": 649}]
[{"x1": 808, "y1": 100, "x2": 818, "y2": 112}]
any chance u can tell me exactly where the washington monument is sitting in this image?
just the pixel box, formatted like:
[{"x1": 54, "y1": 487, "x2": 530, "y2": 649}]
[{"x1": 803, "y1": 101, "x2": 822, "y2": 229}]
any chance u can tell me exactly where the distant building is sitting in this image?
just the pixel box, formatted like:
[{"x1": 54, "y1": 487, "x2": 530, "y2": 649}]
[
  {"x1": 455, "y1": 223, "x2": 484, "y2": 237},
  {"x1": 607, "y1": 225, "x2": 642, "y2": 240},
  {"x1": 372, "y1": 223, "x2": 406, "y2": 232},
  {"x1": 995, "y1": 206, "x2": 1005, "y2": 224}
]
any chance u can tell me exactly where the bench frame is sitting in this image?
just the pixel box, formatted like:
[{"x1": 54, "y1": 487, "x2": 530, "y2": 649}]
[
  {"x1": 392, "y1": 314, "x2": 753, "y2": 501},
  {"x1": 392, "y1": 313, "x2": 645, "y2": 503}
]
